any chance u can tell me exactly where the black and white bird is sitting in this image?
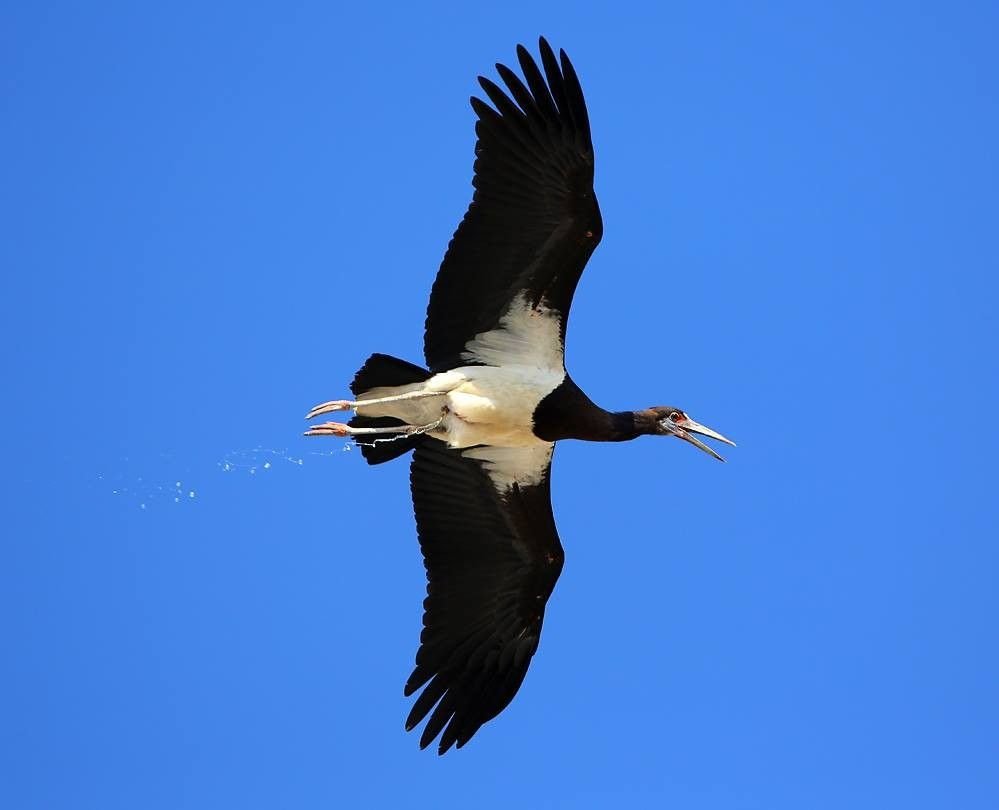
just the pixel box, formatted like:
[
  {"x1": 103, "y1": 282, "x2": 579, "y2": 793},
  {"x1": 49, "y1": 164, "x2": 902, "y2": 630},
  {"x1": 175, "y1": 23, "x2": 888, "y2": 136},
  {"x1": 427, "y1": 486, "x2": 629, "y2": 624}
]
[{"x1": 305, "y1": 38, "x2": 735, "y2": 754}]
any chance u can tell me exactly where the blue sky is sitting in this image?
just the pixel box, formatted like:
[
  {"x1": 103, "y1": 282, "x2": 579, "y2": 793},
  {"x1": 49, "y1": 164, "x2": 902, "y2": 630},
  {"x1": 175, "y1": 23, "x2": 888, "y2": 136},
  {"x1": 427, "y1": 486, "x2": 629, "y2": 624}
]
[{"x1": 4, "y1": 2, "x2": 998, "y2": 808}]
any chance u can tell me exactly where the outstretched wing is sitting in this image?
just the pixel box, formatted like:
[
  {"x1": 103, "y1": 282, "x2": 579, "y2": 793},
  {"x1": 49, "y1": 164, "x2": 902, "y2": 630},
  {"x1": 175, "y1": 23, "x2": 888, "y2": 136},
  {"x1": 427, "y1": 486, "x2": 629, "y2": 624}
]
[
  {"x1": 423, "y1": 37, "x2": 603, "y2": 373},
  {"x1": 405, "y1": 439, "x2": 564, "y2": 753}
]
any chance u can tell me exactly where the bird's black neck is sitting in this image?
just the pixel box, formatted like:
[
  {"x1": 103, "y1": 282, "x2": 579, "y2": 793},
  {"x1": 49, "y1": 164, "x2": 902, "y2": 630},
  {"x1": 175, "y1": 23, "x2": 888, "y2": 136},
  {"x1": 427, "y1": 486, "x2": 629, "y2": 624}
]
[
  {"x1": 596, "y1": 410, "x2": 649, "y2": 442},
  {"x1": 532, "y1": 376, "x2": 653, "y2": 443}
]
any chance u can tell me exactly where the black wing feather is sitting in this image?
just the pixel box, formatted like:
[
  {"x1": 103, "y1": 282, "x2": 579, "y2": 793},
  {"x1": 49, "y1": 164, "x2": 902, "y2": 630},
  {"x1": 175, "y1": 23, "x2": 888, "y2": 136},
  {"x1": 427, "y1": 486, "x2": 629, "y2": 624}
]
[
  {"x1": 423, "y1": 37, "x2": 603, "y2": 372},
  {"x1": 405, "y1": 439, "x2": 564, "y2": 753}
]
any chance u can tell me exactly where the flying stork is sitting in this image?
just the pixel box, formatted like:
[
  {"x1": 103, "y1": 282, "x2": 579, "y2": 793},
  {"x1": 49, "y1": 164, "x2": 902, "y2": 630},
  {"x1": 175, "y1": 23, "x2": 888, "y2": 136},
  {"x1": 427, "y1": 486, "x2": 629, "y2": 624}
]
[{"x1": 305, "y1": 37, "x2": 735, "y2": 754}]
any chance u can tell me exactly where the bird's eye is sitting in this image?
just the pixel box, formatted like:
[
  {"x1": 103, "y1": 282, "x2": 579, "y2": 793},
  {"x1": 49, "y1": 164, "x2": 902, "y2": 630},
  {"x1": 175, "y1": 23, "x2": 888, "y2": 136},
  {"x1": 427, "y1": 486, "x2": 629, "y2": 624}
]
[{"x1": 670, "y1": 411, "x2": 685, "y2": 423}]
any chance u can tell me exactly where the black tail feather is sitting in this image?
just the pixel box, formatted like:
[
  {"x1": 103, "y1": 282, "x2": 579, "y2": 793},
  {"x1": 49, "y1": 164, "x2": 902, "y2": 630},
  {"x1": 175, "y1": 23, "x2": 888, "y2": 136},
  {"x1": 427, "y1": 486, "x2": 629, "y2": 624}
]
[
  {"x1": 351, "y1": 353, "x2": 430, "y2": 396},
  {"x1": 349, "y1": 353, "x2": 433, "y2": 465}
]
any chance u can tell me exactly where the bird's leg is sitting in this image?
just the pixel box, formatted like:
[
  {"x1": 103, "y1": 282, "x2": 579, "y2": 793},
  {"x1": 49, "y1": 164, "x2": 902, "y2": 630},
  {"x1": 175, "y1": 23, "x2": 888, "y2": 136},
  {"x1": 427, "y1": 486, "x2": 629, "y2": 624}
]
[
  {"x1": 303, "y1": 415, "x2": 445, "y2": 439},
  {"x1": 304, "y1": 422, "x2": 408, "y2": 438},
  {"x1": 305, "y1": 390, "x2": 444, "y2": 419}
]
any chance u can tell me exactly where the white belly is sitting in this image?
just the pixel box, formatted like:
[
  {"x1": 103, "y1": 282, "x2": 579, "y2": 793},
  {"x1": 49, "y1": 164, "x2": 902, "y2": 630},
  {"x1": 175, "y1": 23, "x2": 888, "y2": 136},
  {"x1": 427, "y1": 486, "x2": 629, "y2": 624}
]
[{"x1": 435, "y1": 364, "x2": 564, "y2": 449}]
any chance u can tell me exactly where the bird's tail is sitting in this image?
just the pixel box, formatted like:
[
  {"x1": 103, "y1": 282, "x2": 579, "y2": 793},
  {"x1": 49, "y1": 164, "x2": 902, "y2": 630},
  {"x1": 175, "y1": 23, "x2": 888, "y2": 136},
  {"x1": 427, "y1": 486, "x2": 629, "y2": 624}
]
[{"x1": 349, "y1": 353, "x2": 432, "y2": 465}]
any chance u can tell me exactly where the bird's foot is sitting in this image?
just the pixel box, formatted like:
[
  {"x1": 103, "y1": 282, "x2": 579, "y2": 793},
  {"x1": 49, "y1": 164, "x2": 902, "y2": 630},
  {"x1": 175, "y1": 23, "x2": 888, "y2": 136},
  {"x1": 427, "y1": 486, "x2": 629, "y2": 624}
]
[
  {"x1": 303, "y1": 421, "x2": 350, "y2": 437},
  {"x1": 303, "y1": 420, "x2": 426, "y2": 438},
  {"x1": 306, "y1": 399, "x2": 353, "y2": 419}
]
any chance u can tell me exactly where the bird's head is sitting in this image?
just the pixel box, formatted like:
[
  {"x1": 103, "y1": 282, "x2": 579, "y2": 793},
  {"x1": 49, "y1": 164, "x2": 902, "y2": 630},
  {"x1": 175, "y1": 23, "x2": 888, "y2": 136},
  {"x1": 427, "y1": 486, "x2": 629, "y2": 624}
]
[{"x1": 646, "y1": 406, "x2": 736, "y2": 462}]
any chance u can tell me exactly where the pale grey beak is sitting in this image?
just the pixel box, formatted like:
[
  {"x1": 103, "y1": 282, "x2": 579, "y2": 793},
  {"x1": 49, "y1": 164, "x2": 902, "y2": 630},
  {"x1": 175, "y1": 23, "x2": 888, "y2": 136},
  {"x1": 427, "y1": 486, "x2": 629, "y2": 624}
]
[
  {"x1": 682, "y1": 418, "x2": 737, "y2": 448},
  {"x1": 662, "y1": 417, "x2": 736, "y2": 462}
]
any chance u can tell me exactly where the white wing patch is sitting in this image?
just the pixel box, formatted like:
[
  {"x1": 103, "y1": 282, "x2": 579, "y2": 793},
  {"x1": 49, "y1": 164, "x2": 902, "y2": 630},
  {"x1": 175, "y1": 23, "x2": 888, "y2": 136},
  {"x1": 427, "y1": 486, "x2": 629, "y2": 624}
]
[
  {"x1": 463, "y1": 443, "x2": 554, "y2": 493},
  {"x1": 462, "y1": 294, "x2": 564, "y2": 371}
]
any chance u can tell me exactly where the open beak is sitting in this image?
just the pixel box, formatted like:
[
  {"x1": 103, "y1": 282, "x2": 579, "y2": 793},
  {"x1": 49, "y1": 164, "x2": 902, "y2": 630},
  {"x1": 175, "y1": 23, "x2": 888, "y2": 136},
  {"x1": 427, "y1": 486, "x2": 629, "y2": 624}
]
[{"x1": 672, "y1": 418, "x2": 737, "y2": 462}]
